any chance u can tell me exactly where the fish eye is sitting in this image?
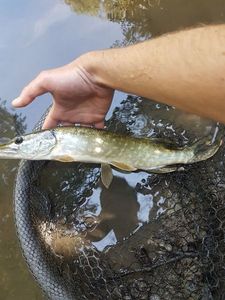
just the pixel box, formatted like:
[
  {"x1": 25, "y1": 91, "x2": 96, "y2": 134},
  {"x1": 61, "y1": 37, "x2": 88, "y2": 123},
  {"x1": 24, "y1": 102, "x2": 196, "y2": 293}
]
[{"x1": 15, "y1": 136, "x2": 24, "y2": 144}]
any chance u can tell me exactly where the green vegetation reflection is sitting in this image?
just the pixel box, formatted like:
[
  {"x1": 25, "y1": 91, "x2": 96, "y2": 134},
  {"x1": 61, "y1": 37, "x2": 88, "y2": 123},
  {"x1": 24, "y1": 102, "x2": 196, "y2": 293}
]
[{"x1": 65, "y1": 0, "x2": 225, "y2": 43}]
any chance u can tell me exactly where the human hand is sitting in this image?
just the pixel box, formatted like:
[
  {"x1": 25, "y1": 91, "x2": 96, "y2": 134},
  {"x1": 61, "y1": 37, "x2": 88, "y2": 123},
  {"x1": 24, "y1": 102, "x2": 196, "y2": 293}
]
[{"x1": 12, "y1": 53, "x2": 114, "y2": 129}]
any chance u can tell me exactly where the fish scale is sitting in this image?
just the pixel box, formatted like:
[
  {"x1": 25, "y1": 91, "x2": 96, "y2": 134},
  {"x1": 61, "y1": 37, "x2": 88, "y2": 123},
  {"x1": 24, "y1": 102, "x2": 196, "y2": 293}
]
[{"x1": 0, "y1": 126, "x2": 222, "y2": 188}]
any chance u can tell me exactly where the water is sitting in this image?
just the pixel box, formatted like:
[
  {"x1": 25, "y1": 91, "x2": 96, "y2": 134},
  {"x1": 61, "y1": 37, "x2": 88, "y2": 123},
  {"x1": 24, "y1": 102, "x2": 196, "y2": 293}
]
[{"x1": 0, "y1": 0, "x2": 225, "y2": 299}]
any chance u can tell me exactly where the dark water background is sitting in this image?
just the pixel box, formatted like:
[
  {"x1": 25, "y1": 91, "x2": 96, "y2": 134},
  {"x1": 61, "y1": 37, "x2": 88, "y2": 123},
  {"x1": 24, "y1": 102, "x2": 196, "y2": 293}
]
[{"x1": 0, "y1": 0, "x2": 225, "y2": 299}]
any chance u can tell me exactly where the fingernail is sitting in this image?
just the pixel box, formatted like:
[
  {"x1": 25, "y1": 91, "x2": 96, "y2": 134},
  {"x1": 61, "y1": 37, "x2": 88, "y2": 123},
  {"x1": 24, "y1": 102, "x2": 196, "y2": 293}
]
[{"x1": 12, "y1": 97, "x2": 21, "y2": 106}]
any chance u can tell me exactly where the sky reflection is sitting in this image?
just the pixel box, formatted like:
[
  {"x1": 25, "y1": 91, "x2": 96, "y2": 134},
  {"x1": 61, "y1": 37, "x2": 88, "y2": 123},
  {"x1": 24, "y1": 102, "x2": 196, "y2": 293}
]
[{"x1": 0, "y1": 0, "x2": 123, "y2": 131}]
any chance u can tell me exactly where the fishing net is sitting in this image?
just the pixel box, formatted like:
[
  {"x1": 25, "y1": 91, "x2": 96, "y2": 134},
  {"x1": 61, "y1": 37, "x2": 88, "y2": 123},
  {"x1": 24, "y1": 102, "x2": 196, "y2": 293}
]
[{"x1": 14, "y1": 96, "x2": 225, "y2": 300}]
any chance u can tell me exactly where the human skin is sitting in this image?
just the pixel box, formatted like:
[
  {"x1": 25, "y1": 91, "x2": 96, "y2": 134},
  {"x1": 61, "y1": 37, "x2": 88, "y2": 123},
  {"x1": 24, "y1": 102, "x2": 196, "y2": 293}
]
[{"x1": 12, "y1": 25, "x2": 225, "y2": 129}]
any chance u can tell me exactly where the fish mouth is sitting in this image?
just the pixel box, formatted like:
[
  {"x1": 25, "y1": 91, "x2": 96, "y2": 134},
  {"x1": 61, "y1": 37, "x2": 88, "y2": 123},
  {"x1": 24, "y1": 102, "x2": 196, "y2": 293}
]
[{"x1": 0, "y1": 143, "x2": 20, "y2": 158}]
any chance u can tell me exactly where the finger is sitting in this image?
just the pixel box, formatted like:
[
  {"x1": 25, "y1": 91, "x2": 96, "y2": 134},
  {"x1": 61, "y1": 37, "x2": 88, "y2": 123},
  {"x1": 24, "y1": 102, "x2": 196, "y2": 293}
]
[
  {"x1": 75, "y1": 121, "x2": 105, "y2": 129},
  {"x1": 94, "y1": 120, "x2": 105, "y2": 129},
  {"x1": 12, "y1": 71, "x2": 49, "y2": 108},
  {"x1": 42, "y1": 108, "x2": 58, "y2": 130},
  {"x1": 60, "y1": 121, "x2": 74, "y2": 126}
]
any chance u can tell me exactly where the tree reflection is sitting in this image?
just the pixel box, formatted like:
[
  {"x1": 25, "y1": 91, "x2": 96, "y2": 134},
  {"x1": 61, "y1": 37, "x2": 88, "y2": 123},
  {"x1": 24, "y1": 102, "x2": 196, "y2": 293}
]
[
  {"x1": 0, "y1": 101, "x2": 42, "y2": 299},
  {"x1": 64, "y1": 0, "x2": 100, "y2": 16},
  {"x1": 0, "y1": 101, "x2": 26, "y2": 185},
  {"x1": 65, "y1": 0, "x2": 225, "y2": 44}
]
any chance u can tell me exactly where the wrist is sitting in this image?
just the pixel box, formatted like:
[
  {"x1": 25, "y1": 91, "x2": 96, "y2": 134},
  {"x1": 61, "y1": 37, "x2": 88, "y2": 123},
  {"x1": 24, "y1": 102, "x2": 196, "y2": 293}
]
[
  {"x1": 78, "y1": 50, "x2": 110, "y2": 87},
  {"x1": 77, "y1": 48, "x2": 127, "y2": 90}
]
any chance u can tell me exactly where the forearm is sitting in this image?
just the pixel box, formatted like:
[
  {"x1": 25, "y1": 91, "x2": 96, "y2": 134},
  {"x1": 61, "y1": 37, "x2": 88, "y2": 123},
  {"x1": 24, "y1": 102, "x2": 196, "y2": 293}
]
[{"x1": 81, "y1": 25, "x2": 225, "y2": 123}]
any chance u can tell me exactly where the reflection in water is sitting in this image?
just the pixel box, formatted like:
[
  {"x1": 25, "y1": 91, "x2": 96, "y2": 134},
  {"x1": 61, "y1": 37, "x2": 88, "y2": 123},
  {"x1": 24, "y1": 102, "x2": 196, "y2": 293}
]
[
  {"x1": 87, "y1": 176, "x2": 139, "y2": 249},
  {"x1": 0, "y1": 101, "x2": 43, "y2": 299},
  {"x1": 2, "y1": 0, "x2": 225, "y2": 299},
  {"x1": 65, "y1": 0, "x2": 100, "y2": 16},
  {"x1": 66, "y1": 0, "x2": 225, "y2": 44}
]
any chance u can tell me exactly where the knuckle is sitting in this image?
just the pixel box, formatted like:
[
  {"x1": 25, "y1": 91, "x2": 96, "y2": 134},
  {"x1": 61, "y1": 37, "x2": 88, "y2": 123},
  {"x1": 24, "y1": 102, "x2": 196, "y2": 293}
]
[
  {"x1": 38, "y1": 70, "x2": 48, "y2": 80},
  {"x1": 37, "y1": 70, "x2": 51, "y2": 89},
  {"x1": 39, "y1": 70, "x2": 47, "y2": 76}
]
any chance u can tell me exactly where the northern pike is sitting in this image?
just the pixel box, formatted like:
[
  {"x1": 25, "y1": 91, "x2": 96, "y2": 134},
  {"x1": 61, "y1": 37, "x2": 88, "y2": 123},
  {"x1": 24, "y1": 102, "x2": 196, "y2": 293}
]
[{"x1": 0, "y1": 127, "x2": 222, "y2": 188}]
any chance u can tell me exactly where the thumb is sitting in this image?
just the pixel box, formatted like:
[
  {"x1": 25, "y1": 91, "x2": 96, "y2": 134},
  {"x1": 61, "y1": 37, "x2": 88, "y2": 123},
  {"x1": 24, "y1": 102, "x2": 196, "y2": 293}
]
[
  {"x1": 42, "y1": 107, "x2": 58, "y2": 130},
  {"x1": 12, "y1": 71, "x2": 49, "y2": 107}
]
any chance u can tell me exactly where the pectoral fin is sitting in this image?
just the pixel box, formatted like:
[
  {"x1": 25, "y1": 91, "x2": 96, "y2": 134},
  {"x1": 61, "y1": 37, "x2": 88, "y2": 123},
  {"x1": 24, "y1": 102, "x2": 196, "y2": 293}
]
[
  {"x1": 111, "y1": 161, "x2": 137, "y2": 172},
  {"x1": 101, "y1": 164, "x2": 113, "y2": 189}
]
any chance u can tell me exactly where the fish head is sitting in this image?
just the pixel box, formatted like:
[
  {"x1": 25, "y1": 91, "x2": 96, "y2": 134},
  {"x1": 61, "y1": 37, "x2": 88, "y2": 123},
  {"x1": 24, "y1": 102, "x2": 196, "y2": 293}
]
[{"x1": 0, "y1": 130, "x2": 57, "y2": 160}]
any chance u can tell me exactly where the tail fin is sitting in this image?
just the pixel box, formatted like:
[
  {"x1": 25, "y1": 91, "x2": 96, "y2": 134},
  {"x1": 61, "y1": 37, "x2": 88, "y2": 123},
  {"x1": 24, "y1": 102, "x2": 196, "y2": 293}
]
[{"x1": 190, "y1": 138, "x2": 222, "y2": 163}]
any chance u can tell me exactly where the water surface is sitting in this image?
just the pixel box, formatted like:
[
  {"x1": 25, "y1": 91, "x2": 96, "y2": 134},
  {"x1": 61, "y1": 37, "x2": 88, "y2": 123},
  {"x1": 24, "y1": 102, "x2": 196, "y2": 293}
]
[{"x1": 0, "y1": 0, "x2": 225, "y2": 299}]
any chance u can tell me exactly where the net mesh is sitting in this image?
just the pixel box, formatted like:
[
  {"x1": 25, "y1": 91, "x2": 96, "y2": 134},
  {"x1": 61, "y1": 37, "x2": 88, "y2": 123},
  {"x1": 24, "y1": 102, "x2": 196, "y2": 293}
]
[{"x1": 15, "y1": 96, "x2": 225, "y2": 300}]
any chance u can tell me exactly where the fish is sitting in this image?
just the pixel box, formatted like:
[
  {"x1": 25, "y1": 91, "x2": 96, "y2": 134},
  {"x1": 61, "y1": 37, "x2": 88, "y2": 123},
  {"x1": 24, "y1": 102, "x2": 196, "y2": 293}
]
[{"x1": 0, "y1": 127, "x2": 222, "y2": 188}]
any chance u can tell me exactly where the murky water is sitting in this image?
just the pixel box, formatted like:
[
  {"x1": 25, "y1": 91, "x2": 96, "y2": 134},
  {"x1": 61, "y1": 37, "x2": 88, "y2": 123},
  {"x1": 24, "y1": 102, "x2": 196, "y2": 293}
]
[{"x1": 0, "y1": 0, "x2": 225, "y2": 299}]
